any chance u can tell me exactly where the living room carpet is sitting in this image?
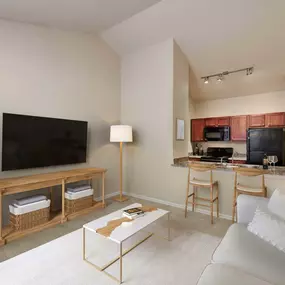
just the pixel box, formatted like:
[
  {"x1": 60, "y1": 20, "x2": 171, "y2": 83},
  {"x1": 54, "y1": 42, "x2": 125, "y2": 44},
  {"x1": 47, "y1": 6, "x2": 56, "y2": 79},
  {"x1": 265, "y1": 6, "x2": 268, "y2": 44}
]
[{"x1": 0, "y1": 225, "x2": 221, "y2": 285}]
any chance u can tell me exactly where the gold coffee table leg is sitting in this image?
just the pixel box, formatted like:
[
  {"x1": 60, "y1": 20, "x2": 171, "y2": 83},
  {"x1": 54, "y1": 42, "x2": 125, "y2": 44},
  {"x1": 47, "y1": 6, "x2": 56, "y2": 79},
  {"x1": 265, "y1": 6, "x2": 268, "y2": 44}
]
[
  {"x1": 83, "y1": 227, "x2": 86, "y2": 260},
  {"x1": 84, "y1": 231, "x2": 153, "y2": 284},
  {"x1": 119, "y1": 242, "x2": 123, "y2": 284}
]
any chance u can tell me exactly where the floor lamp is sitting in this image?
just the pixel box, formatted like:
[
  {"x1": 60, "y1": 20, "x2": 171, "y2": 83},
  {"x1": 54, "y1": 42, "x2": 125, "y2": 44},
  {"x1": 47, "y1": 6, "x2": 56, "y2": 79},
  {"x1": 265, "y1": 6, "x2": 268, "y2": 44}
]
[{"x1": 110, "y1": 125, "x2": 133, "y2": 202}]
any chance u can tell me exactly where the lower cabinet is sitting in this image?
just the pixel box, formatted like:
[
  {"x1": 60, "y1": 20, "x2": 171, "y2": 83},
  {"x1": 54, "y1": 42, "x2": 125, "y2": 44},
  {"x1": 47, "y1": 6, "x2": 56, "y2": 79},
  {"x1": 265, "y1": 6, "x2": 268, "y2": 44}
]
[{"x1": 229, "y1": 159, "x2": 246, "y2": 164}]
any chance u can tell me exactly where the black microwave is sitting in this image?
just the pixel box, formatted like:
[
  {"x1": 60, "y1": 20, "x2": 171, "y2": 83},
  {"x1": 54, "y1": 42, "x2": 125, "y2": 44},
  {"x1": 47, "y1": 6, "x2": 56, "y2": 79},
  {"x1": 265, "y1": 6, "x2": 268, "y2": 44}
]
[{"x1": 204, "y1": 126, "x2": 231, "y2": 141}]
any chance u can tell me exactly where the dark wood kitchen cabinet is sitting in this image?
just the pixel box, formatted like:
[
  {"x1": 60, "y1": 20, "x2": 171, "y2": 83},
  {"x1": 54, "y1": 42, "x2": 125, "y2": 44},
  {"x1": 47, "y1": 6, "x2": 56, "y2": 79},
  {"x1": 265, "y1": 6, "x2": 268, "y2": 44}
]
[
  {"x1": 231, "y1": 115, "x2": 248, "y2": 141},
  {"x1": 265, "y1": 112, "x2": 285, "y2": 127},
  {"x1": 249, "y1": 114, "x2": 265, "y2": 127},
  {"x1": 191, "y1": 119, "x2": 205, "y2": 142}
]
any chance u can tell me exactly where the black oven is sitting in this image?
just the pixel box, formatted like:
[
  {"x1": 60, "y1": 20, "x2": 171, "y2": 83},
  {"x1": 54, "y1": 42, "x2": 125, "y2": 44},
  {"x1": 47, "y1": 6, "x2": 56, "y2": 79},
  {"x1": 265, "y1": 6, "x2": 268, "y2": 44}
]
[{"x1": 204, "y1": 126, "x2": 230, "y2": 141}]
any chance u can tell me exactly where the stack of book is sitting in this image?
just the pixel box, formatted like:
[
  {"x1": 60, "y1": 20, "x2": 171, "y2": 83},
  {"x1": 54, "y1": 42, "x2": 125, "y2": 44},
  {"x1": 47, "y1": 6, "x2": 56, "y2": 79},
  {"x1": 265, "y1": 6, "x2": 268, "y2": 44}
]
[
  {"x1": 123, "y1": 207, "x2": 145, "y2": 219},
  {"x1": 66, "y1": 184, "x2": 91, "y2": 194}
]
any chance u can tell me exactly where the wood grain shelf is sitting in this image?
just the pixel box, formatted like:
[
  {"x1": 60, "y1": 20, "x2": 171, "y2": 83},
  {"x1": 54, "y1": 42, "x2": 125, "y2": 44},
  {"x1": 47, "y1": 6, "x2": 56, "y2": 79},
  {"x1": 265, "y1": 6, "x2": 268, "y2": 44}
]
[
  {"x1": 3, "y1": 212, "x2": 62, "y2": 243},
  {"x1": 0, "y1": 167, "x2": 107, "y2": 246}
]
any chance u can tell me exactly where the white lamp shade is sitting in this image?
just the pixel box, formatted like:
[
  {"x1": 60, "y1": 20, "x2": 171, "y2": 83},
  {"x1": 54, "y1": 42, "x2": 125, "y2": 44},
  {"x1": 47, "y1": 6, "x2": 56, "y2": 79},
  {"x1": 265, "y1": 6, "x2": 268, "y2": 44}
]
[{"x1": 110, "y1": 125, "x2": 133, "y2": 142}]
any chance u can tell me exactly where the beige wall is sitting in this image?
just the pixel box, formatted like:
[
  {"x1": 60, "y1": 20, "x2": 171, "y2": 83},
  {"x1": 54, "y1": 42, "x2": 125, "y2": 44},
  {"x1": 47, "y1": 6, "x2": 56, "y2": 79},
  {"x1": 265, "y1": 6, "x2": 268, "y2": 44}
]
[
  {"x1": 195, "y1": 90, "x2": 285, "y2": 118},
  {"x1": 173, "y1": 42, "x2": 190, "y2": 158},
  {"x1": 121, "y1": 39, "x2": 188, "y2": 205},
  {"x1": 0, "y1": 20, "x2": 121, "y2": 224},
  {"x1": 193, "y1": 91, "x2": 285, "y2": 154}
]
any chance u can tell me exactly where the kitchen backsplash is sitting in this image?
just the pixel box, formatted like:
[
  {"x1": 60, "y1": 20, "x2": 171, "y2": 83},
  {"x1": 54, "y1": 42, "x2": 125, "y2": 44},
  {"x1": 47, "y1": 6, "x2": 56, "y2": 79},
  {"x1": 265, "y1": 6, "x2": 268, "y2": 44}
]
[{"x1": 190, "y1": 141, "x2": 246, "y2": 155}]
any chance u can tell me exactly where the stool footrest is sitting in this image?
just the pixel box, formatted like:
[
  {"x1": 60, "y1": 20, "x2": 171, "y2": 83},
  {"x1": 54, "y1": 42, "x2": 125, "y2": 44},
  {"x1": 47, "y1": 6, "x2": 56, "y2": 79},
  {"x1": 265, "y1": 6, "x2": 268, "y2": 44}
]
[
  {"x1": 188, "y1": 202, "x2": 211, "y2": 208},
  {"x1": 188, "y1": 195, "x2": 218, "y2": 202}
]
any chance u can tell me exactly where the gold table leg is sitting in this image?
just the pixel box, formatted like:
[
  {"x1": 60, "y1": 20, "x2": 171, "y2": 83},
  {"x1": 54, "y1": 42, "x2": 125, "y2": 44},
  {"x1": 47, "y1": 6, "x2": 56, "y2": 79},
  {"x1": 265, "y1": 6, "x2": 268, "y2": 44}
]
[
  {"x1": 84, "y1": 231, "x2": 153, "y2": 283},
  {"x1": 83, "y1": 227, "x2": 86, "y2": 260},
  {"x1": 119, "y1": 242, "x2": 123, "y2": 284}
]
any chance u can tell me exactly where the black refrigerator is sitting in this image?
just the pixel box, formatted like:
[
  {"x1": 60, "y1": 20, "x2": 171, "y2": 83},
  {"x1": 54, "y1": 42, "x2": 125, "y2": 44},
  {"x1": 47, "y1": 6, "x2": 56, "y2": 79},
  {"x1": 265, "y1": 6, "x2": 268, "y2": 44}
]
[{"x1": 247, "y1": 128, "x2": 285, "y2": 166}]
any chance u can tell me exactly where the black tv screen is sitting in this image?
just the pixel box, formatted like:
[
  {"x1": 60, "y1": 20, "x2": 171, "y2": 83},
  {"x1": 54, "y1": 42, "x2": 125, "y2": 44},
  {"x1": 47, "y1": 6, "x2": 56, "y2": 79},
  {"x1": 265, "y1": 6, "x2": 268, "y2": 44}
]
[{"x1": 2, "y1": 113, "x2": 88, "y2": 171}]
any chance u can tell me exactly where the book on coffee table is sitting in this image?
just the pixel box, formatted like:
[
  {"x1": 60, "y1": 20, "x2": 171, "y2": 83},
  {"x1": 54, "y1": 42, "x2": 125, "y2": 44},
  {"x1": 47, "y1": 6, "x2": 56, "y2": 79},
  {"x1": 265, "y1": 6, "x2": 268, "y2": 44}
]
[{"x1": 123, "y1": 207, "x2": 144, "y2": 219}]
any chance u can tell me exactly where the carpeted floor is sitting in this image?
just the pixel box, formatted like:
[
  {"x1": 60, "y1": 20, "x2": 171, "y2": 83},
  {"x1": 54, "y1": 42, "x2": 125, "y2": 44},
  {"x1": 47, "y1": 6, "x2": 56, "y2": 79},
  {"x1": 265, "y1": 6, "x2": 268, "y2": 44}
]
[{"x1": 0, "y1": 197, "x2": 231, "y2": 285}]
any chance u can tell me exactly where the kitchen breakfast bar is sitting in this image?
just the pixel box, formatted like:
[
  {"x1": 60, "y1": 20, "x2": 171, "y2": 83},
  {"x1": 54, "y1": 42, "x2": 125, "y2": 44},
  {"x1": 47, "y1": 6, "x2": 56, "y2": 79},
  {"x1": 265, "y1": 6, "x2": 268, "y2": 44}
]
[{"x1": 173, "y1": 160, "x2": 285, "y2": 219}]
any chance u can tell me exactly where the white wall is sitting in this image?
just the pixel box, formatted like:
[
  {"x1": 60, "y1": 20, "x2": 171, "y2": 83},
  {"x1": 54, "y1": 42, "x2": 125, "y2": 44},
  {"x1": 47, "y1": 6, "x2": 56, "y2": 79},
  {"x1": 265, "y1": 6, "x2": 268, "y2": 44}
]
[
  {"x1": 0, "y1": 20, "x2": 121, "y2": 224},
  {"x1": 173, "y1": 42, "x2": 190, "y2": 158},
  {"x1": 121, "y1": 39, "x2": 188, "y2": 204},
  {"x1": 193, "y1": 91, "x2": 285, "y2": 154}
]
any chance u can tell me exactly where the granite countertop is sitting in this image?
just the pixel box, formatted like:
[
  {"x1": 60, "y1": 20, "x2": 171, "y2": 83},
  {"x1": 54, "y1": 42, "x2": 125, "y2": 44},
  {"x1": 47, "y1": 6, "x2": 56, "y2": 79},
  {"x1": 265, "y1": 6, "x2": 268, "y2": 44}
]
[
  {"x1": 189, "y1": 155, "x2": 202, "y2": 158},
  {"x1": 172, "y1": 161, "x2": 285, "y2": 176},
  {"x1": 229, "y1": 156, "x2": 247, "y2": 161},
  {"x1": 189, "y1": 155, "x2": 247, "y2": 161}
]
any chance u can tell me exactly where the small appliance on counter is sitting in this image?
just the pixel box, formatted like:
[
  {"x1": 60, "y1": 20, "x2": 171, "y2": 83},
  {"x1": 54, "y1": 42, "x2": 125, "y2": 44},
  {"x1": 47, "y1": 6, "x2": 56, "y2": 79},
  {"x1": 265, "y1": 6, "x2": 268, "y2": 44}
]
[
  {"x1": 247, "y1": 128, "x2": 285, "y2": 166},
  {"x1": 193, "y1": 144, "x2": 204, "y2": 156},
  {"x1": 200, "y1": 147, "x2": 233, "y2": 163},
  {"x1": 204, "y1": 126, "x2": 230, "y2": 141}
]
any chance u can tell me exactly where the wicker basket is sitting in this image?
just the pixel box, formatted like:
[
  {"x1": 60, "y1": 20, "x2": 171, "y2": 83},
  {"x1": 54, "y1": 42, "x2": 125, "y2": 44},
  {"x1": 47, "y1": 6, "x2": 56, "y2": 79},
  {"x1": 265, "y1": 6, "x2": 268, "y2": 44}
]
[
  {"x1": 10, "y1": 207, "x2": 50, "y2": 231},
  {"x1": 65, "y1": 195, "x2": 93, "y2": 214}
]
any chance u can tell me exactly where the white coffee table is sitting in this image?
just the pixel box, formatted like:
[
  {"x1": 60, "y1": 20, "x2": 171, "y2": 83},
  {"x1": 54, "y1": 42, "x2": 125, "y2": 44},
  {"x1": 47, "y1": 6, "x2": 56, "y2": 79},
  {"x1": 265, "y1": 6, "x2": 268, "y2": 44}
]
[{"x1": 83, "y1": 203, "x2": 170, "y2": 284}]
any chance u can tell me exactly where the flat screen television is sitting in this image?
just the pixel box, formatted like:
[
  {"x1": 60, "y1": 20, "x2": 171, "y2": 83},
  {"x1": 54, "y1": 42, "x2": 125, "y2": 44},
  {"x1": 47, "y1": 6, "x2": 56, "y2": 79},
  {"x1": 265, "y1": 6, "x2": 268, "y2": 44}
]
[{"x1": 2, "y1": 113, "x2": 88, "y2": 171}]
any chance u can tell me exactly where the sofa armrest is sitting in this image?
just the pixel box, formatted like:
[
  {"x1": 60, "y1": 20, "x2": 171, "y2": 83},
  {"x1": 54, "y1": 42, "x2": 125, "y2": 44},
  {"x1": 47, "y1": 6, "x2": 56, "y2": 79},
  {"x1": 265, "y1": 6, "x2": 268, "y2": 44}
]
[{"x1": 237, "y1": 195, "x2": 269, "y2": 225}]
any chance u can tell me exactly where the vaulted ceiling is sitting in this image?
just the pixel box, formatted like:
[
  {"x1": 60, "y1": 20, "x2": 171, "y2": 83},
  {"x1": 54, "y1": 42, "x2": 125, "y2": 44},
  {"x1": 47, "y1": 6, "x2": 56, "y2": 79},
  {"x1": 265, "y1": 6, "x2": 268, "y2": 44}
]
[
  {"x1": 0, "y1": 0, "x2": 284, "y2": 102},
  {"x1": 102, "y1": 0, "x2": 285, "y2": 101},
  {"x1": 0, "y1": 0, "x2": 161, "y2": 32}
]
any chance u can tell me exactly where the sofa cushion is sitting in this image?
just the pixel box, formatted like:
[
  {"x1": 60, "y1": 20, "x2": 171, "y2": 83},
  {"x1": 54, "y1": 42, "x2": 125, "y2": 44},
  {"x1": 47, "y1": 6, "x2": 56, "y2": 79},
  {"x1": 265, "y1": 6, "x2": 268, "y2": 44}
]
[
  {"x1": 268, "y1": 188, "x2": 285, "y2": 220},
  {"x1": 248, "y1": 206, "x2": 285, "y2": 253},
  {"x1": 197, "y1": 264, "x2": 272, "y2": 285},
  {"x1": 212, "y1": 223, "x2": 285, "y2": 285},
  {"x1": 237, "y1": 194, "x2": 269, "y2": 224}
]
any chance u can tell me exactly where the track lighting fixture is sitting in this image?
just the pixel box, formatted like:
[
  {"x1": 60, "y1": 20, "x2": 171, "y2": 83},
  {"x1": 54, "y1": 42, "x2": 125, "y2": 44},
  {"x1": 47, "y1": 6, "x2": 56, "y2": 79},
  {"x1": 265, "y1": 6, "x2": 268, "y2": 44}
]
[{"x1": 201, "y1": 66, "x2": 254, "y2": 84}]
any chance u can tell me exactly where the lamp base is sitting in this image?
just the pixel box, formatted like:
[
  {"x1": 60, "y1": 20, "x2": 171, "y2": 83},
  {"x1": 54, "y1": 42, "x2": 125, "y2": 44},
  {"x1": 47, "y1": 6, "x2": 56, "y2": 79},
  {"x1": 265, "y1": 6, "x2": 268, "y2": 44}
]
[{"x1": 113, "y1": 195, "x2": 129, "y2": 202}]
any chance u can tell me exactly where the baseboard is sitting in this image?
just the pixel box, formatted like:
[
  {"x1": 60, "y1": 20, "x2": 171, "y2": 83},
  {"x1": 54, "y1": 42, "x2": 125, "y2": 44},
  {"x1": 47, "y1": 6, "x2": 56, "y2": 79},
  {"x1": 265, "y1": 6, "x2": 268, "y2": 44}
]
[
  {"x1": 123, "y1": 192, "x2": 232, "y2": 221},
  {"x1": 94, "y1": 191, "x2": 120, "y2": 202}
]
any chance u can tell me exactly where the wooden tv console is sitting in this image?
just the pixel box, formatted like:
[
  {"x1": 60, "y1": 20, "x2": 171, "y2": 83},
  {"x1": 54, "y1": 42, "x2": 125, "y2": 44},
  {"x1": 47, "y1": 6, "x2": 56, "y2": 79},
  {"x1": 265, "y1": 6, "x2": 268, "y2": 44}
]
[{"x1": 0, "y1": 167, "x2": 107, "y2": 246}]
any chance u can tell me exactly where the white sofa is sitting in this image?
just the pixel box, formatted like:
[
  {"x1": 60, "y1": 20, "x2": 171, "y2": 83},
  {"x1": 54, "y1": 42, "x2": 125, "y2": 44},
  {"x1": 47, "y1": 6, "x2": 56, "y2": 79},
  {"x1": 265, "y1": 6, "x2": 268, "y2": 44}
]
[{"x1": 197, "y1": 195, "x2": 285, "y2": 285}]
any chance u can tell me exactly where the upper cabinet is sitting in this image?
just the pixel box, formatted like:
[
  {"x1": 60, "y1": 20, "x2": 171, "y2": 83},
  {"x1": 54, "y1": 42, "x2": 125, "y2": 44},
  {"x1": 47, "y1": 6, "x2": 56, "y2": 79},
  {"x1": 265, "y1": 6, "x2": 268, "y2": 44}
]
[
  {"x1": 191, "y1": 119, "x2": 205, "y2": 142},
  {"x1": 191, "y1": 112, "x2": 285, "y2": 142},
  {"x1": 205, "y1": 118, "x2": 217, "y2": 127},
  {"x1": 217, "y1": 117, "x2": 230, "y2": 126},
  {"x1": 265, "y1": 112, "x2": 285, "y2": 127},
  {"x1": 205, "y1": 117, "x2": 230, "y2": 127},
  {"x1": 249, "y1": 114, "x2": 265, "y2": 127},
  {"x1": 231, "y1": 115, "x2": 248, "y2": 141}
]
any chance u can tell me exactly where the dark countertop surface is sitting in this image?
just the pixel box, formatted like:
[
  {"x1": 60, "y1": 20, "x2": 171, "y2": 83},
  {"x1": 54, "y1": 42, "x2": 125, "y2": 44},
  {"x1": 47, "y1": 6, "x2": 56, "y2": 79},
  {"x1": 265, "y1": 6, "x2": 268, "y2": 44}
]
[{"x1": 172, "y1": 161, "x2": 285, "y2": 176}]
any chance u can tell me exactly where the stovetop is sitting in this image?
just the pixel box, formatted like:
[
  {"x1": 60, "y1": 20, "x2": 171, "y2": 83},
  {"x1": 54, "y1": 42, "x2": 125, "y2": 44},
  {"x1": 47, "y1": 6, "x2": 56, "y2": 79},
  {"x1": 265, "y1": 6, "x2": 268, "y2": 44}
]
[
  {"x1": 200, "y1": 147, "x2": 233, "y2": 163},
  {"x1": 200, "y1": 156, "x2": 229, "y2": 163}
]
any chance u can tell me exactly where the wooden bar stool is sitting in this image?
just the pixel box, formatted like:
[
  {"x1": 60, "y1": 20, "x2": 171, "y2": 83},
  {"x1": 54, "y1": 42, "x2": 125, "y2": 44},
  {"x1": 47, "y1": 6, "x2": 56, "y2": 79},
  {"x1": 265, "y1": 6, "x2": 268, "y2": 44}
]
[
  {"x1": 232, "y1": 167, "x2": 267, "y2": 223},
  {"x1": 185, "y1": 163, "x2": 219, "y2": 224}
]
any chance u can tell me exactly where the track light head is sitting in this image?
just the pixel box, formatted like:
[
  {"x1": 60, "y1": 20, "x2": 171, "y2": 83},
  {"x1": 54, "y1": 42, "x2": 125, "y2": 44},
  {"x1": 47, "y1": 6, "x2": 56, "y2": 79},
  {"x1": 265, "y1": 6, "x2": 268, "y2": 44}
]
[
  {"x1": 246, "y1": 67, "x2": 254, "y2": 76},
  {"x1": 204, "y1": 77, "x2": 209, "y2": 84},
  {"x1": 217, "y1": 74, "x2": 223, "y2": 82}
]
